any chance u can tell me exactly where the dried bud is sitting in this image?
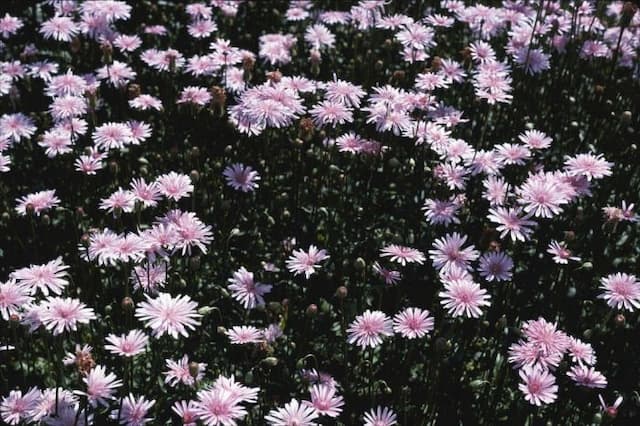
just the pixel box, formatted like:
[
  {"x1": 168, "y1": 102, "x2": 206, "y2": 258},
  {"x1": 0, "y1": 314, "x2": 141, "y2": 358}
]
[
  {"x1": 306, "y1": 304, "x2": 318, "y2": 317},
  {"x1": 594, "y1": 84, "x2": 605, "y2": 95},
  {"x1": 392, "y1": 70, "x2": 405, "y2": 82},
  {"x1": 336, "y1": 286, "x2": 348, "y2": 299},
  {"x1": 621, "y1": 110, "x2": 632, "y2": 123},
  {"x1": 70, "y1": 37, "x2": 82, "y2": 54},
  {"x1": 75, "y1": 206, "x2": 85, "y2": 218},
  {"x1": 354, "y1": 257, "x2": 366, "y2": 271},
  {"x1": 489, "y1": 240, "x2": 501, "y2": 252},
  {"x1": 101, "y1": 41, "x2": 113, "y2": 63},
  {"x1": 266, "y1": 70, "x2": 282, "y2": 83},
  {"x1": 41, "y1": 214, "x2": 51, "y2": 226},
  {"x1": 189, "y1": 361, "x2": 201, "y2": 378},
  {"x1": 431, "y1": 56, "x2": 442, "y2": 71},
  {"x1": 25, "y1": 203, "x2": 35, "y2": 216},
  {"x1": 262, "y1": 357, "x2": 279, "y2": 367},
  {"x1": 614, "y1": 313, "x2": 625, "y2": 327},
  {"x1": 298, "y1": 118, "x2": 315, "y2": 141},
  {"x1": 121, "y1": 297, "x2": 134, "y2": 311},
  {"x1": 217, "y1": 325, "x2": 227, "y2": 335},
  {"x1": 127, "y1": 84, "x2": 141, "y2": 99},
  {"x1": 563, "y1": 230, "x2": 576, "y2": 241},
  {"x1": 606, "y1": 406, "x2": 618, "y2": 418},
  {"x1": 9, "y1": 313, "x2": 20, "y2": 323},
  {"x1": 80, "y1": 233, "x2": 91, "y2": 246},
  {"x1": 621, "y1": 2, "x2": 638, "y2": 28}
]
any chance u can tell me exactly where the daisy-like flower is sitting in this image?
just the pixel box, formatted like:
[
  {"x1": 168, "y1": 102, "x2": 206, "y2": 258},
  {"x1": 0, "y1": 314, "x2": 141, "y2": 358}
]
[
  {"x1": 129, "y1": 94, "x2": 163, "y2": 111},
  {"x1": 567, "y1": 337, "x2": 596, "y2": 365},
  {"x1": 228, "y1": 267, "x2": 272, "y2": 309},
  {"x1": 0, "y1": 279, "x2": 33, "y2": 320},
  {"x1": 347, "y1": 310, "x2": 393, "y2": 348},
  {"x1": 177, "y1": 86, "x2": 212, "y2": 106},
  {"x1": 164, "y1": 355, "x2": 206, "y2": 387},
  {"x1": 518, "y1": 365, "x2": 558, "y2": 406},
  {"x1": 130, "y1": 178, "x2": 162, "y2": 208},
  {"x1": 598, "y1": 395, "x2": 623, "y2": 418},
  {"x1": 223, "y1": 163, "x2": 261, "y2": 192},
  {"x1": 309, "y1": 101, "x2": 353, "y2": 128},
  {"x1": 40, "y1": 15, "x2": 79, "y2": 41},
  {"x1": 306, "y1": 384, "x2": 344, "y2": 418},
  {"x1": 372, "y1": 261, "x2": 401, "y2": 285},
  {"x1": 170, "y1": 211, "x2": 213, "y2": 255},
  {"x1": 110, "y1": 394, "x2": 155, "y2": 426},
  {"x1": 114, "y1": 34, "x2": 142, "y2": 52},
  {"x1": 363, "y1": 406, "x2": 397, "y2": 426},
  {"x1": 392, "y1": 307, "x2": 434, "y2": 339},
  {"x1": 265, "y1": 399, "x2": 319, "y2": 426},
  {"x1": 546, "y1": 240, "x2": 581, "y2": 264},
  {"x1": 40, "y1": 296, "x2": 96, "y2": 335},
  {"x1": 380, "y1": 245, "x2": 426, "y2": 266},
  {"x1": 172, "y1": 400, "x2": 199, "y2": 426},
  {"x1": 0, "y1": 113, "x2": 36, "y2": 142},
  {"x1": 567, "y1": 365, "x2": 607, "y2": 389},
  {"x1": 195, "y1": 388, "x2": 247, "y2": 426},
  {"x1": 80, "y1": 365, "x2": 123, "y2": 407},
  {"x1": 105, "y1": 329, "x2": 149, "y2": 357},
  {"x1": 212, "y1": 375, "x2": 260, "y2": 404},
  {"x1": 226, "y1": 325, "x2": 264, "y2": 344},
  {"x1": 156, "y1": 172, "x2": 194, "y2": 201},
  {"x1": 135, "y1": 293, "x2": 201, "y2": 338},
  {"x1": 518, "y1": 129, "x2": 552, "y2": 150},
  {"x1": 487, "y1": 207, "x2": 536, "y2": 242},
  {"x1": 15, "y1": 189, "x2": 61, "y2": 216},
  {"x1": 92, "y1": 122, "x2": 133, "y2": 150},
  {"x1": 422, "y1": 198, "x2": 461, "y2": 226},
  {"x1": 96, "y1": 60, "x2": 137, "y2": 87},
  {"x1": 0, "y1": 388, "x2": 39, "y2": 425},
  {"x1": 0, "y1": 13, "x2": 23, "y2": 38},
  {"x1": 304, "y1": 24, "x2": 335, "y2": 50},
  {"x1": 286, "y1": 245, "x2": 330, "y2": 279},
  {"x1": 477, "y1": 251, "x2": 513, "y2": 282},
  {"x1": 598, "y1": 272, "x2": 640, "y2": 311},
  {"x1": 100, "y1": 188, "x2": 136, "y2": 214},
  {"x1": 508, "y1": 340, "x2": 563, "y2": 370},
  {"x1": 564, "y1": 153, "x2": 613, "y2": 181},
  {"x1": 439, "y1": 278, "x2": 491, "y2": 318},
  {"x1": 324, "y1": 79, "x2": 366, "y2": 108},
  {"x1": 11, "y1": 257, "x2": 69, "y2": 296},
  {"x1": 429, "y1": 232, "x2": 479, "y2": 272},
  {"x1": 521, "y1": 317, "x2": 570, "y2": 356}
]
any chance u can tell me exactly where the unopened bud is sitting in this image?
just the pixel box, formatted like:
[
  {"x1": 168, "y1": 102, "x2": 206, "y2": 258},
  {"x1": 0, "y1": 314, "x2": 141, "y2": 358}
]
[
  {"x1": 336, "y1": 286, "x2": 348, "y2": 299},
  {"x1": 121, "y1": 297, "x2": 134, "y2": 311},
  {"x1": 614, "y1": 313, "x2": 625, "y2": 327},
  {"x1": 306, "y1": 304, "x2": 318, "y2": 317}
]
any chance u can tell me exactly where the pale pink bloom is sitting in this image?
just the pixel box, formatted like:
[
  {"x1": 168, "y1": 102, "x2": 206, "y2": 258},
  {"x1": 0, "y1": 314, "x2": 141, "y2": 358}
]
[
  {"x1": 598, "y1": 395, "x2": 623, "y2": 418},
  {"x1": 286, "y1": 245, "x2": 330, "y2": 279},
  {"x1": 114, "y1": 34, "x2": 142, "y2": 52},
  {"x1": 46, "y1": 70, "x2": 87, "y2": 97},
  {"x1": 522, "y1": 317, "x2": 570, "y2": 356},
  {"x1": 393, "y1": 307, "x2": 434, "y2": 339},
  {"x1": 415, "y1": 72, "x2": 449, "y2": 91},
  {"x1": 599, "y1": 272, "x2": 640, "y2": 311},
  {"x1": 172, "y1": 400, "x2": 199, "y2": 426},
  {"x1": 439, "y1": 279, "x2": 491, "y2": 318},
  {"x1": 186, "y1": 3, "x2": 213, "y2": 19},
  {"x1": 0, "y1": 279, "x2": 33, "y2": 320},
  {"x1": 429, "y1": 232, "x2": 479, "y2": 272},
  {"x1": 469, "y1": 41, "x2": 496, "y2": 63},
  {"x1": 265, "y1": 399, "x2": 319, "y2": 426},
  {"x1": 156, "y1": 172, "x2": 194, "y2": 201},
  {"x1": 324, "y1": 79, "x2": 366, "y2": 108},
  {"x1": 112, "y1": 233, "x2": 148, "y2": 263},
  {"x1": 397, "y1": 22, "x2": 435, "y2": 51},
  {"x1": 131, "y1": 263, "x2": 167, "y2": 293},
  {"x1": 188, "y1": 19, "x2": 218, "y2": 38},
  {"x1": 40, "y1": 15, "x2": 79, "y2": 41},
  {"x1": 0, "y1": 113, "x2": 36, "y2": 141},
  {"x1": 226, "y1": 325, "x2": 264, "y2": 344},
  {"x1": 29, "y1": 387, "x2": 77, "y2": 423},
  {"x1": 130, "y1": 178, "x2": 162, "y2": 207},
  {"x1": 38, "y1": 128, "x2": 73, "y2": 157},
  {"x1": 263, "y1": 323, "x2": 283, "y2": 343},
  {"x1": 100, "y1": 188, "x2": 136, "y2": 214},
  {"x1": 518, "y1": 129, "x2": 552, "y2": 150},
  {"x1": 135, "y1": 293, "x2": 201, "y2": 338},
  {"x1": 140, "y1": 48, "x2": 185, "y2": 71},
  {"x1": 433, "y1": 162, "x2": 469, "y2": 190},
  {"x1": 380, "y1": 244, "x2": 426, "y2": 266},
  {"x1": 495, "y1": 143, "x2": 531, "y2": 165},
  {"x1": 517, "y1": 172, "x2": 569, "y2": 218},
  {"x1": 0, "y1": 13, "x2": 23, "y2": 38},
  {"x1": 97, "y1": 60, "x2": 137, "y2": 86},
  {"x1": 487, "y1": 206, "x2": 536, "y2": 242},
  {"x1": 92, "y1": 122, "x2": 133, "y2": 150},
  {"x1": 567, "y1": 365, "x2": 607, "y2": 389},
  {"x1": 309, "y1": 101, "x2": 353, "y2": 128},
  {"x1": 40, "y1": 296, "x2": 95, "y2": 335},
  {"x1": 478, "y1": 251, "x2": 513, "y2": 282},
  {"x1": 286, "y1": 7, "x2": 309, "y2": 21},
  {"x1": 177, "y1": 86, "x2": 211, "y2": 106},
  {"x1": 128, "y1": 121, "x2": 151, "y2": 144},
  {"x1": 105, "y1": 329, "x2": 149, "y2": 357},
  {"x1": 11, "y1": 257, "x2": 69, "y2": 296},
  {"x1": 372, "y1": 261, "x2": 401, "y2": 285},
  {"x1": 518, "y1": 365, "x2": 558, "y2": 406},
  {"x1": 363, "y1": 406, "x2": 397, "y2": 426},
  {"x1": 300, "y1": 369, "x2": 337, "y2": 389},
  {"x1": 212, "y1": 375, "x2": 259, "y2": 404},
  {"x1": 347, "y1": 310, "x2": 393, "y2": 348},
  {"x1": 304, "y1": 24, "x2": 335, "y2": 50},
  {"x1": 164, "y1": 355, "x2": 206, "y2": 387},
  {"x1": 482, "y1": 176, "x2": 509, "y2": 205},
  {"x1": 195, "y1": 388, "x2": 247, "y2": 426},
  {"x1": 80, "y1": 365, "x2": 123, "y2": 407},
  {"x1": 170, "y1": 211, "x2": 213, "y2": 255},
  {"x1": 514, "y1": 47, "x2": 550, "y2": 75},
  {"x1": 110, "y1": 394, "x2": 155, "y2": 426},
  {"x1": 228, "y1": 267, "x2": 272, "y2": 309},
  {"x1": 568, "y1": 337, "x2": 596, "y2": 365},
  {"x1": 0, "y1": 388, "x2": 39, "y2": 425},
  {"x1": 49, "y1": 95, "x2": 87, "y2": 120},
  {"x1": 28, "y1": 61, "x2": 59, "y2": 81},
  {"x1": 422, "y1": 198, "x2": 461, "y2": 226},
  {"x1": 129, "y1": 94, "x2": 163, "y2": 111},
  {"x1": 508, "y1": 340, "x2": 562, "y2": 370},
  {"x1": 144, "y1": 25, "x2": 167, "y2": 36},
  {"x1": 63, "y1": 344, "x2": 93, "y2": 366},
  {"x1": 15, "y1": 189, "x2": 61, "y2": 216},
  {"x1": 547, "y1": 240, "x2": 581, "y2": 264},
  {"x1": 564, "y1": 153, "x2": 613, "y2": 181},
  {"x1": 223, "y1": 163, "x2": 261, "y2": 192},
  {"x1": 305, "y1": 384, "x2": 344, "y2": 418}
]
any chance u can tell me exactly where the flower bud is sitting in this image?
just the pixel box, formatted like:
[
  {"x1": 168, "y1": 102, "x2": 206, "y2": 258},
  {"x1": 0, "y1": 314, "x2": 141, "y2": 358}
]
[
  {"x1": 306, "y1": 304, "x2": 318, "y2": 317},
  {"x1": 614, "y1": 313, "x2": 625, "y2": 327},
  {"x1": 354, "y1": 257, "x2": 366, "y2": 271},
  {"x1": 336, "y1": 286, "x2": 348, "y2": 299},
  {"x1": 189, "y1": 361, "x2": 201, "y2": 378},
  {"x1": 121, "y1": 297, "x2": 134, "y2": 311},
  {"x1": 262, "y1": 357, "x2": 279, "y2": 367}
]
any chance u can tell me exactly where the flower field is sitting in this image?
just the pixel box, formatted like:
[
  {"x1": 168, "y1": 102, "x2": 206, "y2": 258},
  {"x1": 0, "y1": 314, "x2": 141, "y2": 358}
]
[{"x1": 1, "y1": 0, "x2": 640, "y2": 424}]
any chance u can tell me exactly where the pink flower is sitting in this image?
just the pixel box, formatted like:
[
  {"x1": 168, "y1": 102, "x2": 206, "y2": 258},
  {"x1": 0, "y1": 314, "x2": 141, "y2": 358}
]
[
  {"x1": 564, "y1": 153, "x2": 613, "y2": 181},
  {"x1": 81, "y1": 365, "x2": 123, "y2": 407},
  {"x1": 212, "y1": 375, "x2": 259, "y2": 404},
  {"x1": 522, "y1": 318, "x2": 570, "y2": 356},
  {"x1": 306, "y1": 384, "x2": 344, "y2": 418},
  {"x1": 487, "y1": 207, "x2": 536, "y2": 242},
  {"x1": 392, "y1": 307, "x2": 434, "y2": 339},
  {"x1": 195, "y1": 388, "x2": 247, "y2": 426},
  {"x1": 129, "y1": 94, "x2": 163, "y2": 111},
  {"x1": 0, "y1": 279, "x2": 33, "y2": 320},
  {"x1": 518, "y1": 129, "x2": 552, "y2": 150},
  {"x1": 135, "y1": 293, "x2": 201, "y2": 338},
  {"x1": 223, "y1": 163, "x2": 261, "y2": 192},
  {"x1": 372, "y1": 262, "x2": 402, "y2": 285},
  {"x1": 226, "y1": 325, "x2": 264, "y2": 345},
  {"x1": 172, "y1": 400, "x2": 199, "y2": 426},
  {"x1": 0, "y1": 13, "x2": 23, "y2": 38},
  {"x1": 304, "y1": 24, "x2": 335, "y2": 50},
  {"x1": 567, "y1": 365, "x2": 607, "y2": 388},
  {"x1": 11, "y1": 257, "x2": 69, "y2": 296},
  {"x1": 518, "y1": 365, "x2": 558, "y2": 406},
  {"x1": 156, "y1": 172, "x2": 194, "y2": 201},
  {"x1": 286, "y1": 245, "x2": 330, "y2": 279},
  {"x1": 546, "y1": 240, "x2": 581, "y2": 264},
  {"x1": 0, "y1": 388, "x2": 39, "y2": 425},
  {"x1": 598, "y1": 395, "x2": 623, "y2": 418},
  {"x1": 228, "y1": 267, "x2": 272, "y2": 309},
  {"x1": 105, "y1": 329, "x2": 149, "y2": 357},
  {"x1": 598, "y1": 272, "x2": 640, "y2": 311},
  {"x1": 309, "y1": 101, "x2": 353, "y2": 128},
  {"x1": 517, "y1": 172, "x2": 569, "y2": 218},
  {"x1": 380, "y1": 244, "x2": 426, "y2": 266},
  {"x1": 324, "y1": 79, "x2": 366, "y2": 108},
  {"x1": 15, "y1": 189, "x2": 60, "y2": 216},
  {"x1": 439, "y1": 278, "x2": 491, "y2": 318},
  {"x1": 347, "y1": 310, "x2": 393, "y2": 348},
  {"x1": 429, "y1": 232, "x2": 479, "y2": 272},
  {"x1": 478, "y1": 251, "x2": 513, "y2": 282},
  {"x1": 170, "y1": 211, "x2": 213, "y2": 255},
  {"x1": 40, "y1": 296, "x2": 96, "y2": 335},
  {"x1": 568, "y1": 337, "x2": 596, "y2": 365},
  {"x1": 265, "y1": 399, "x2": 319, "y2": 426},
  {"x1": 422, "y1": 198, "x2": 461, "y2": 226},
  {"x1": 110, "y1": 394, "x2": 155, "y2": 426},
  {"x1": 164, "y1": 355, "x2": 206, "y2": 387},
  {"x1": 114, "y1": 34, "x2": 142, "y2": 52},
  {"x1": 0, "y1": 113, "x2": 36, "y2": 142},
  {"x1": 40, "y1": 15, "x2": 79, "y2": 41},
  {"x1": 130, "y1": 178, "x2": 162, "y2": 208},
  {"x1": 508, "y1": 340, "x2": 562, "y2": 370},
  {"x1": 100, "y1": 188, "x2": 136, "y2": 214},
  {"x1": 96, "y1": 60, "x2": 137, "y2": 86},
  {"x1": 92, "y1": 122, "x2": 133, "y2": 150},
  {"x1": 177, "y1": 86, "x2": 211, "y2": 106},
  {"x1": 363, "y1": 406, "x2": 397, "y2": 426}
]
